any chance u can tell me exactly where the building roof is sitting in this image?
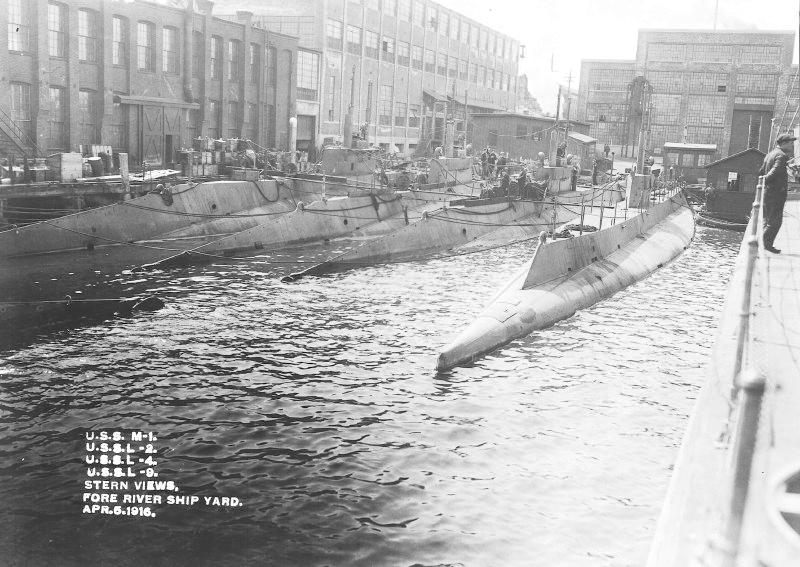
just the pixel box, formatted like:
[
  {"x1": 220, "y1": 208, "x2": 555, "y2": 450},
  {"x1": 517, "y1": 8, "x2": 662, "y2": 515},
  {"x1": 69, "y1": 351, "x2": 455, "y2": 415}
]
[
  {"x1": 423, "y1": 89, "x2": 449, "y2": 102},
  {"x1": 639, "y1": 28, "x2": 794, "y2": 36},
  {"x1": 470, "y1": 112, "x2": 588, "y2": 126},
  {"x1": 663, "y1": 142, "x2": 717, "y2": 152},
  {"x1": 705, "y1": 147, "x2": 766, "y2": 169},
  {"x1": 568, "y1": 132, "x2": 597, "y2": 144}
]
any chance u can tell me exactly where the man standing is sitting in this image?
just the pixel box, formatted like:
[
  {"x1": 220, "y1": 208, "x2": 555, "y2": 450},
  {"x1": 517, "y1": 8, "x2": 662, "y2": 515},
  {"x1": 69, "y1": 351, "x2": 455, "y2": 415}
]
[{"x1": 761, "y1": 132, "x2": 796, "y2": 253}]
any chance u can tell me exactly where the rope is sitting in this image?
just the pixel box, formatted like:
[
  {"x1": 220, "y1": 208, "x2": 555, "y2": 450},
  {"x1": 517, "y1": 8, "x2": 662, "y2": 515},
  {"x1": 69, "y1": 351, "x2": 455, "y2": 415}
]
[{"x1": 119, "y1": 201, "x2": 291, "y2": 219}]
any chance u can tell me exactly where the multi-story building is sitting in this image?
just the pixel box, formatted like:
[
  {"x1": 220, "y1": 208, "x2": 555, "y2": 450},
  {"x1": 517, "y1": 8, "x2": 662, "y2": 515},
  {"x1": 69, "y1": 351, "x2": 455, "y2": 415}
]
[
  {"x1": 217, "y1": 0, "x2": 521, "y2": 156},
  {"x1": 0, "y1": 0, "x2": 298, "y2": 166},
  {"x1": 576, "y1": 30, "x2": 798, "y2": 161}
]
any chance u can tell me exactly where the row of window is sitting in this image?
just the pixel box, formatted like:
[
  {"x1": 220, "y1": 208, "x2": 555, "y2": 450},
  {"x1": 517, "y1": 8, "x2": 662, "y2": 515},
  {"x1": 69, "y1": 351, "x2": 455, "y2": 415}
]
[
  {"x1": 326, "y1": 12, "x2": 515, "y2": 60},
  {"x1": 10, "y1": 2, "x2": 277, "y2": 85},
  {"x1": 331, "y1": 27, "x2": 516, "y2": 91},
  {"x1": 11, "y1": 79, "x2": 275, "y2": 150},
  {"x1": 8, "y1": 82, "x2": 105, "y2": 149},
  {"x1": 646, "y1": 42, "x2": 784, "y2": 65}
]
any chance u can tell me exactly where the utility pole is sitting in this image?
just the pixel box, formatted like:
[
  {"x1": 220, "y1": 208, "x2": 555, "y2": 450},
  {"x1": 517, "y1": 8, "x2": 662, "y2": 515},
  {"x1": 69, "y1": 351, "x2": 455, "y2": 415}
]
[
  {"x1": 553, "y1": 84, "x2": 562, "y2": 164},
  {"x1": 343, "y1": 64, "x2": 356, "y2": 148},
  {"x1": 464, "y1": 88, "x2": 469, "y2": 151},
  {"x1": 565, "y1": 70, "x2": 572, "y2": 148}
]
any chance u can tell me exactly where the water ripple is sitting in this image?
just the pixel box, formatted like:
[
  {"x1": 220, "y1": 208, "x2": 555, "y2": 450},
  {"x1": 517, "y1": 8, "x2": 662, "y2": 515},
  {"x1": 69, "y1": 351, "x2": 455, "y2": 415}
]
[{"x1": 0, "y1": 227, "x2": 740, "y2": 566}]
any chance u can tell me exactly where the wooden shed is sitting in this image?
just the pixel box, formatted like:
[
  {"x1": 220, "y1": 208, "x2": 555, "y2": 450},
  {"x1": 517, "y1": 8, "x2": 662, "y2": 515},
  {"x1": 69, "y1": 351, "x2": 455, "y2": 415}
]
[{"x1": 705, "y1": 148, "x2": 766, "y2": 192}]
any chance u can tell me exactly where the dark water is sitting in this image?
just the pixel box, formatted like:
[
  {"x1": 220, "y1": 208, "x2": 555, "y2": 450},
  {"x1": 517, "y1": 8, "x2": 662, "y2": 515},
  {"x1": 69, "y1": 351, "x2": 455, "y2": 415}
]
[{"x1": 0, "y1": 226, "x2": 741, "y2": 567}]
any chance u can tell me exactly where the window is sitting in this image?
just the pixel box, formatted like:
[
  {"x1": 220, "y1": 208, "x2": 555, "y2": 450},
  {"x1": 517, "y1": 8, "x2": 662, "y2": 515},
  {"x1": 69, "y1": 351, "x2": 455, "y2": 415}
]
[
  {"x1": 47, "y1": 86, "x2": 67, "y2": 150},
  {"x1": 458, "y1": 59, "x2": 467, "y2": 81},
  {"x1": 497, "y1": 37, "x2": 505, "y2": 58},
  {"x1": 378, "y1": 84, "x2": 392, "y2": 126},
  {"x1": 687, "y1": 95, "x2": 726, "y2": 126},
  {"x1": 411, "y1": 45, "x2": 422, "y2": 70},
  {"x1": 10, "y1": 83, "x2": 31, "y2": 137},
  {"x1": 210, "y1": 36, "x2": 222, "y2": 79},
  {"x1": 8, "y1": 0, "x2": 30, "y2": 52},
  {"x1": 450, "y1": 16, "x2": 459, "y2": 40},
  {"x1": 738, "y1": 73, "x2": 779, "y2": 97},
  {"x1": 412, "y1": 1, "x2": 424, "y2": 27},
  {"x1": 479, "y1": 66, "x2": 487, "y2": 87},
  {"x1": 346, "y1": 25, "x2": 361, "y2": 55},
  {"x1": 424, "y1": 49, "x2": 434, "y2": 73},
  {"x1": 437, "y1": 53, "x2": 446, "y2": 76},
  {"x1": 297, "y1": 50, "x2": 319, "y2": 101},
  {"x1": 439, "y1": 12, "x2": 448, "y2": 36},
  {"x1": 48, "y1": 3, "x2": 67, "y2": 58},
  {"x1": 397, "y1": 41, "x2": 409, "y2": 66},
  {"x1": 227, "y1": 101, "x2": 239, "y2": 138},
  {"x1": 208, "y1": 100, "x2": 220, "y2": 139},
  {"x1": 448, "y1": 56, "x2": 457, "y2": 79},
  {"x1": 326, "y1": 19, "x2": 343, "y2": 50},
  {"x1": 109, "y1": 99, "x2": 128, "y2": 150},
  {"x1": 398, "y1": 0, "x2": 411, "y2": 21},
  {"x1": 382, "y1": 37, "x2": 394, "y2": 62},
  {"x1": 394, "y1": 101, "x2": 407, "y2": 127},
  {"x1": 487, "y1": 34, "x2": 495, "y2": 58},
  {"x1": 249, "y1": 43, "x2": 260, "y2": 84},
  {"x1": 137, "y1": 22, "x2": 155, "y2": 71},
  {"x1": 266, "y1": 45, "x2": 276, "y2": 85},
  {"x1": 460, "y1": 22, "x2": 469, "y2": 44},
  {"x1": 78, "y1": 90, "x2": 98, "y2": 143},
  {"x1": 188, "y1": 109, "x2": 200, "y2": 141},
  {"x1": 479, "y1": 29, "x2": 487, "y2": 50},
  {"x1": 192, "y1": 32, "x2": 203, "y2": 77},
  {"x1": 364, "y1": 30, "x2": 379, "y2": 59},
  {"x1": 78, "y1": 10, "x2": 99, "y2": 62},
  {"x1": 163, "y1": 27, "x2": 179, "y2": 74},
  {"x1": 408, "y1": 104, "x2": 420, "y2": 127},
  {"x1": 365, "y1": 0, "x2": 380, "y2": 12},
  {"x1": 470, "y1": 25, "x2": 479, "y2": 48},
  {"x1": 426, "y1": 5, "x2": 437, "y2": 31},
  {"x1": 385, "y1": 0, "x2": 398, "y2": 16},
  {"x1": 112, "y1": 16, "x2": 129, "y2": 67},
  {"x1": 469, "y1": 63, "x2": 477, "y2": 83},
  {"x1": 227, "y1": 40, "x2": 241, "y2": 80},
  {"x1": 516, "y1": 123, "x2": 527, "y2": 139}
]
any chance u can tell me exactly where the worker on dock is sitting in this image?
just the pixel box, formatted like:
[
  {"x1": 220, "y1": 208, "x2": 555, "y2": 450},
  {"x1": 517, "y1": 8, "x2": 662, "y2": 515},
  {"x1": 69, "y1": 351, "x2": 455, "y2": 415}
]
[{"x1": 760, "y1": 132, "x2": 796, "y2": 254}]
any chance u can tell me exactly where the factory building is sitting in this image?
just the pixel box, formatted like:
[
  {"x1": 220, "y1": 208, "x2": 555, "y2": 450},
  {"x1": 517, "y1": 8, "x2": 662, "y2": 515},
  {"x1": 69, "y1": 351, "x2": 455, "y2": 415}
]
[{"x1": 0, "y1": 0, "x2": 298, "y2": 166}]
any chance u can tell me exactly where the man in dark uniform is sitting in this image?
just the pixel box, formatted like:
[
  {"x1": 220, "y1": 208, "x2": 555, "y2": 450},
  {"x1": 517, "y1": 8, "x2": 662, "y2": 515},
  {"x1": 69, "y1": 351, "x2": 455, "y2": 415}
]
[{"x1": 761, "y1": 132, "x2": 796, "y2": 253}]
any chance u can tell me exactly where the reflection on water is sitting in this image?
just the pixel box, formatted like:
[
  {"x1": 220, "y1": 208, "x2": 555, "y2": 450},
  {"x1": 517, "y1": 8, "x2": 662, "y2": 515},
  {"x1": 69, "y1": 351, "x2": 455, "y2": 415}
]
[{"x1": 0, "y1": 227, "x2": 740, "y2": 566}]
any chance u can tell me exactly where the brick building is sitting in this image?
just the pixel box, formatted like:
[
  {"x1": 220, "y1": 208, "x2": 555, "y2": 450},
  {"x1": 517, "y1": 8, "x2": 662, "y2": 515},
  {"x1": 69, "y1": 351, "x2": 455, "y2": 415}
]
[
  {"x1": 216, "y1": 0, "x2": 521, "y2": 156},
  {"x1": 576, "y1": 30, "x2": 798, "y2": 161},
  {"x1": 0, "y1": 0, "x2": 298, "y2": 166}
]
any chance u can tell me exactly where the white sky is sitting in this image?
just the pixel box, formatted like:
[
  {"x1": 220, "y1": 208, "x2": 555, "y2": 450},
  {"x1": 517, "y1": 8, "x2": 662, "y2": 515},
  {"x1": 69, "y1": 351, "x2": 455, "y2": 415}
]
[{"x1": 436, "y1": 0, "x2": 800, "y2": 114}]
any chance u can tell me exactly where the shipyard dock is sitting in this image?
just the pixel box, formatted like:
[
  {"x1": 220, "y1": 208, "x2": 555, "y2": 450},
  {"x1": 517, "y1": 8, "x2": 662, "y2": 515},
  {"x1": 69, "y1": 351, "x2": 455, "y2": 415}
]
[{"x1": 648, "y1": 188, "x2": 800, "y2": 565}]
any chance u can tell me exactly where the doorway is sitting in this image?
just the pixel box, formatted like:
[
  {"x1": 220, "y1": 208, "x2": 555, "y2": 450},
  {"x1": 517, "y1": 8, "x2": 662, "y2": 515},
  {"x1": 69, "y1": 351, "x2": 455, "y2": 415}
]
[{"x1": 164, "y1": 135, "x2": 174, "y2": 165}]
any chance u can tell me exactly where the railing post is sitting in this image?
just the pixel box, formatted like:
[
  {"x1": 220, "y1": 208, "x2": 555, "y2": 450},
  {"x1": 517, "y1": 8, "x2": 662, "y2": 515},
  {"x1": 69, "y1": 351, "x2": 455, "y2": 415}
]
[
  {"x1": 716, "y1": 370, "x2": 766, "y2": 566},
  {"x1": 731, "y1": 179, "x2": 764, "y2": 395},
  {"x1": 599, "y1": 186, "x2": 605, "y2": 230},
  {"x1": 580, "y1": 193, "x2": 585, "y2": 235}
]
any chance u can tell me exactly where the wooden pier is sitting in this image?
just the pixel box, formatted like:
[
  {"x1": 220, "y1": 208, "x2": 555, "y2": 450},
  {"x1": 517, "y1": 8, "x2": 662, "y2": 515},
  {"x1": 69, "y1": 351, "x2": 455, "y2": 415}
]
[{"x1": 647, "y1": 186, "x2": 800, "y2": 565}]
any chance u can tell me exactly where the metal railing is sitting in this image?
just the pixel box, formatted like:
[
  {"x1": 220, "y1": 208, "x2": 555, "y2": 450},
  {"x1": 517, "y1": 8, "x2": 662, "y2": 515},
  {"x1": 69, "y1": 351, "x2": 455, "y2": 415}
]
[
  {"x1": 713, "y1": 175, "x2": 767, "y2": 566},
  {"x1": 0, "y1": 103, "x2": 41, "y2": 157}
]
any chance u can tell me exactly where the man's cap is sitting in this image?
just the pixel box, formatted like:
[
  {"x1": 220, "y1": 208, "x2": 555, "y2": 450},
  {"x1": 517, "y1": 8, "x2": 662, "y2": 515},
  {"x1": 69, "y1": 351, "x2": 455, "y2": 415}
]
[{"x1": 777, "y1": 132, "x2": 797, "y2": 144}]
